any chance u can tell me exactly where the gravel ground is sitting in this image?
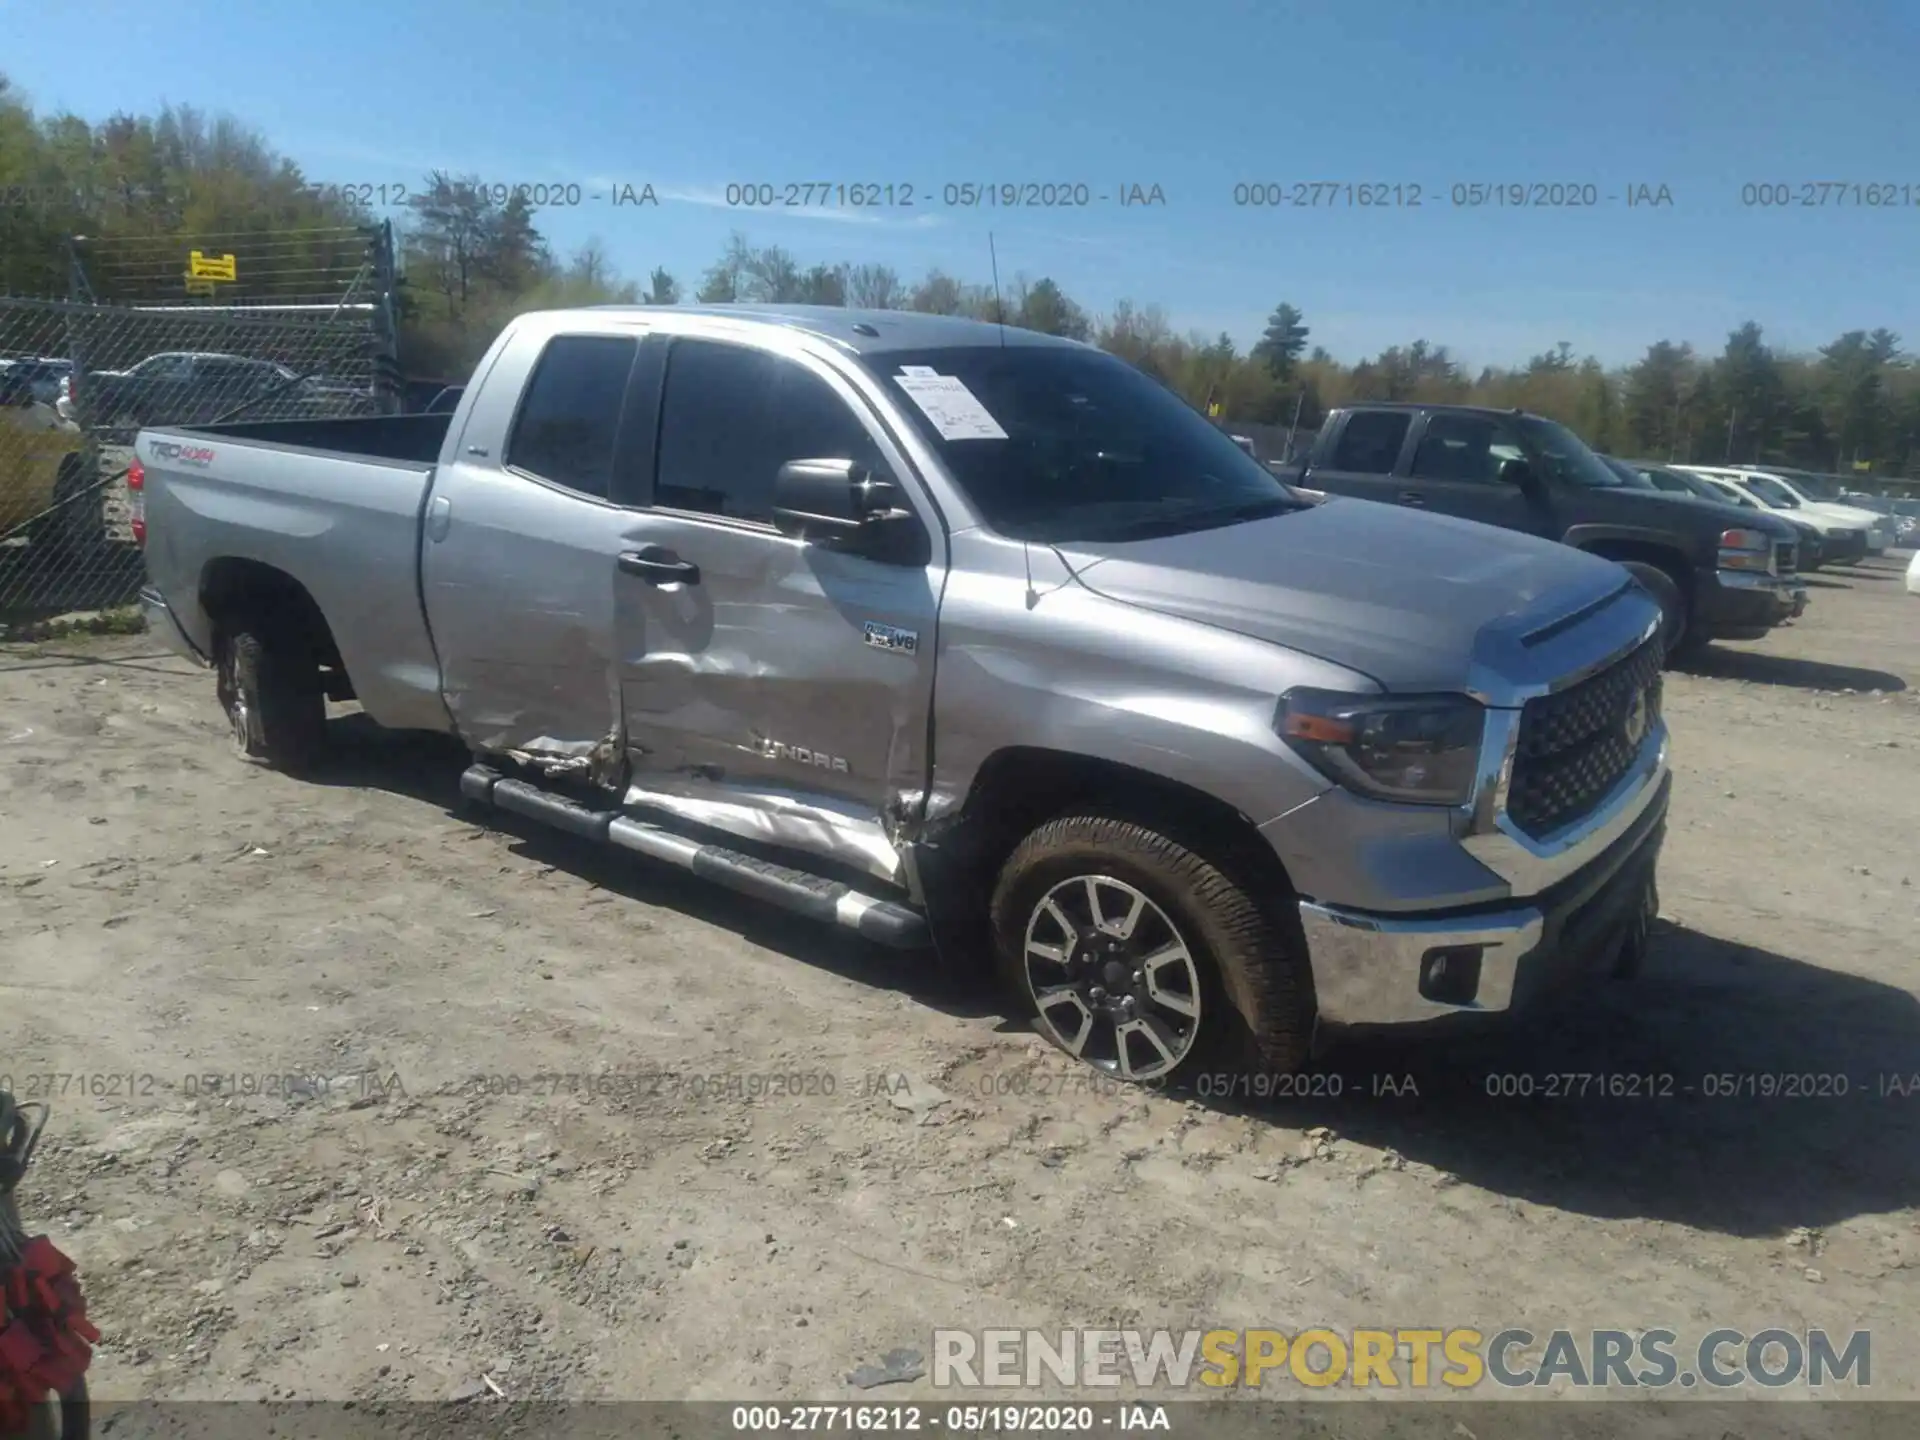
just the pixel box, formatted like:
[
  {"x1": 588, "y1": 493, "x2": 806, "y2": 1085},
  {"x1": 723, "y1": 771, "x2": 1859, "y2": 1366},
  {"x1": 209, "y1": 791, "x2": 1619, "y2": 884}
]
[{"x1": 1, "y1": 554, "x2": 1917, "y2": 1425}]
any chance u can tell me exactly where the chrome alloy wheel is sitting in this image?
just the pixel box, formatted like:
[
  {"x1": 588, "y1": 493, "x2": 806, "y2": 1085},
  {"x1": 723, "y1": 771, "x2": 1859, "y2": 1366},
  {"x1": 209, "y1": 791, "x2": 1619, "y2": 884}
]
[
  {"x1": 216, "y1": 643, "x2": 252, "y2": 751},
  {"x1": 1022, "y1": 874, "x2": 1203, "y2": 1080}
]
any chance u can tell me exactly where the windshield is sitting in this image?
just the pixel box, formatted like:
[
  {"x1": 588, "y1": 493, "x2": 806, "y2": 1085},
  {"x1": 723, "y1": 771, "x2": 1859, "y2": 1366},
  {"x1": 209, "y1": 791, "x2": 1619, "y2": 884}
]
[
  {"x1": 1512, "y1": 416, "x2": 1625, "y2": 488},
  {"x1": 1642, "y1": 466, "x2": 1701, "y2": 495},
  {"x1": 1601, "y1": 456, "x2": 1652, "y2": 488},
  {"x1": 1786, "y1": 472, "x2": 1843, "y2": 500},
  {"x1": 1742, "y1": 474, "x2": 1800, "y2": 508},
  {"x1": 863, "y1": 344, "x2": 1306, "y2": 543}
]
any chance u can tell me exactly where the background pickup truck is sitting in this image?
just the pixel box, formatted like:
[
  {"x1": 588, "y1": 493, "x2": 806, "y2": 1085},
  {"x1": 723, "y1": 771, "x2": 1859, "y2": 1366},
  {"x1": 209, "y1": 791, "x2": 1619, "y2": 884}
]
[
  {"x1": 1279, "y1": 403, "x2": 1807, "y2": 661},
  {"x1": 136, "y1": 306, "x2": 1673, "y2": 1088}
]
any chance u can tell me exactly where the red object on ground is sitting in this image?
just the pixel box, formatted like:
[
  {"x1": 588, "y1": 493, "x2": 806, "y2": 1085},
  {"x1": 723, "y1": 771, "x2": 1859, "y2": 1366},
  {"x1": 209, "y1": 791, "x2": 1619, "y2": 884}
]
[{"x1": 0, "y1": 1236, "x2": 95, "y2": 1435}]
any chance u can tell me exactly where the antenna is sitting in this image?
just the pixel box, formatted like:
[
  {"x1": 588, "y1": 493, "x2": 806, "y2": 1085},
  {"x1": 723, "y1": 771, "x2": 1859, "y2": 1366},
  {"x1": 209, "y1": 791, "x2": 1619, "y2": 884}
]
[{"x1": 988, "y1": 232, "x2": 1007, "y2": 347}]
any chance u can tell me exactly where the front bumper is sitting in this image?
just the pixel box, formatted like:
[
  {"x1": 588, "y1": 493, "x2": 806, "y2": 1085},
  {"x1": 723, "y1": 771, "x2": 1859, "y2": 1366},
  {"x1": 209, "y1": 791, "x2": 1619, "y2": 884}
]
[
  {"x1": 1824, "y1": 530, "x2": 1870, "y2": 565},
  {"x1": 1696, "y1": 568, "x2": 1803, "y2": 636},
  {"x1": 1300, "y1": 770, "x2": 1670, "y2": 1028},
  {"x1": 139, "y1": 585, "x2": 209, "y2": 666}
]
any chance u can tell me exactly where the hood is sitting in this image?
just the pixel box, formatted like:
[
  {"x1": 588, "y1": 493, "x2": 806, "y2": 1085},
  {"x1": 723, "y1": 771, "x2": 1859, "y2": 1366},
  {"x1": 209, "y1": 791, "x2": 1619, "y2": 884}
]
[
  {"x1": 1806, "y1": 503, "x2": 1890, "y2": 529},
  {"x1": 1059, "y1": 497, "x2": 1630, "y2": 694},
  {"x1": 1798, "y1": 503, "x2": 1881, "y2": 530},
  {"x1": 1632, "y1": 490, "x2": 1796, "y2": 537}
]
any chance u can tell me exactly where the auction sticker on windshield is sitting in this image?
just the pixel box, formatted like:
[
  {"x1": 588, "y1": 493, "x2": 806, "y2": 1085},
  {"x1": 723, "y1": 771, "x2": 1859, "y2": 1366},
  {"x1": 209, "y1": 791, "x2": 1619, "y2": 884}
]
[{"x1": 895, "y1": 372, "x2": 1009, "y2": 441}]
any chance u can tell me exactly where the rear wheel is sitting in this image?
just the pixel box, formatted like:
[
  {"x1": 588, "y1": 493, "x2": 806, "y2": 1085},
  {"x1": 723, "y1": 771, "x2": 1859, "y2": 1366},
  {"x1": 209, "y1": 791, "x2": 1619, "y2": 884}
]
[
  {"x1": 990, "y1": 813, "x2": 1312, "y2": 1087},
  {"x1": 48, "y1": 453, "x2": 101, "y2": 552},
  {"x1": 216, "y1": 625, "x2": 328, "y2": 772}
]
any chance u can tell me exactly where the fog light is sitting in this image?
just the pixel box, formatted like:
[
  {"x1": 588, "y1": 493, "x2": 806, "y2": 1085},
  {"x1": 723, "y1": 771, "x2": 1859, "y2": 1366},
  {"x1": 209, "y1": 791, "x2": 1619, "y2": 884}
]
[{"x1": 1419, "y1": 945, "x2": 1484, "y2": 1005}]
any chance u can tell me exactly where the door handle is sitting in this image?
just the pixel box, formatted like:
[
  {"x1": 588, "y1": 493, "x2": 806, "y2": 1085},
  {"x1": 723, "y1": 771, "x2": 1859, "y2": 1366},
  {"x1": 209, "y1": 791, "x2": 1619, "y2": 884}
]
[
  {"x1": 1397, "y1": 490, "x2": 1427, "y2": 506},
  {"x1": 618, "y1": 547, "x2": 701, "y2": 586},
  {"x1": 425, "y1": 495, "x2": 452, "y2": 542}
]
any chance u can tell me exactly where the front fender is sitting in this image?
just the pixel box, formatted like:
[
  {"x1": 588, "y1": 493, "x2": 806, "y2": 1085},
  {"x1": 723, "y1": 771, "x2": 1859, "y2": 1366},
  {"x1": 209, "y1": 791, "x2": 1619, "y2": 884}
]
[
  {"x1": 1561, "y1": 522, "x2": 1708, "y2": 569},
  {"x1": 924, "y1": 542, "x2": 1367, "y2": 834}
]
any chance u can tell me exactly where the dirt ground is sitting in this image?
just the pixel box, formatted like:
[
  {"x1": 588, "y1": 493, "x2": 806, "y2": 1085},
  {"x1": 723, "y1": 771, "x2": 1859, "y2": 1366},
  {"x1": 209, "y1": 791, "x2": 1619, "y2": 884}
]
[{"x1": 2, "y1": 554, "x2": 1917, "y2": 1423}]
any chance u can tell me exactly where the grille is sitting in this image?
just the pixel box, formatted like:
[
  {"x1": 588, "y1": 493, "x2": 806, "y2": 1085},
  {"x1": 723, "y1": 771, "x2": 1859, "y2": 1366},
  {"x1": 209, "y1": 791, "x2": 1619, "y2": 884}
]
[
  {"x1": 1774, "y1": 540, "x2": 1796, "y2": 575},
  {"x1": 1508, "y1": 639, "x2": 1663, "y2": 840}
]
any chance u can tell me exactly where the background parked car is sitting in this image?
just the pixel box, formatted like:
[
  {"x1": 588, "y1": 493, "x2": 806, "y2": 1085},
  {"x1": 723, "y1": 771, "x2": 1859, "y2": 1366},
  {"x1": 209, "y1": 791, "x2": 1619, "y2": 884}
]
[
  {"x1": 0, "y1": 391, "x2": 93, "y2": 550},
  {"x1": 0, "y1": 356, "x2": 73, "y2": 409},
  {"x1": 1682, "y1": 469, "x2": 1872, "y2": 566},
  {"x1": 1706, "y1": 467, "x2": 1895, "y2": 554},
  {"x1": 71, "y1": 351, "x2": 304, "y2": 431},
  {"x1": 1614, "y1": 458, "x2": 1830, "y2": 569}
]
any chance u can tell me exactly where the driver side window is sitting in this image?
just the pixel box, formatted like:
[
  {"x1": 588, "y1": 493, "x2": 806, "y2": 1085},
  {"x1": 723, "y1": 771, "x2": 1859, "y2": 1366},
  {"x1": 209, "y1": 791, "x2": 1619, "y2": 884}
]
[
  {"x1": 655, "y1": 340, "x2": 881, "y2": 522},
  {"x1": 1410, "y1": 414, "x2": 1522, "y2": 484},
  {"x1": 142, "y1": 356, "x2": 194, "y2": 383}
]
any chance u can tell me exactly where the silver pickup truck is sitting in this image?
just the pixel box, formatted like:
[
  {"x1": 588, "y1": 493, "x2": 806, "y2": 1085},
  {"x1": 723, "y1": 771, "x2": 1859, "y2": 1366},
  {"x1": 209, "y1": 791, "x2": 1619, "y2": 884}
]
[{"x1": 135, "y1": 305, "x2": 1672, "y2": 1086}]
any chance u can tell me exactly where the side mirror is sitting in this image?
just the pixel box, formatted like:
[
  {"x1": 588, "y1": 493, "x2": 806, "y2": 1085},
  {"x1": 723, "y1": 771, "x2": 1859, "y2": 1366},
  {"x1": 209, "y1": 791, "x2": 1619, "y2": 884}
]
[
  {"x1": 773, "y1": 458, "x2": 928, "y2": 565},
  {"x1": 1498, "y1": 456, "x2": 1537, "y2": 490}
]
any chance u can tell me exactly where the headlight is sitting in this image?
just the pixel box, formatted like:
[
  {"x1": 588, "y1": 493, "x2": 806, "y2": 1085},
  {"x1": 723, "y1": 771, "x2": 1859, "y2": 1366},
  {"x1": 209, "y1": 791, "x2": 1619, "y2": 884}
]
[
  {"x1": 1717, "y1": 527, "x2": 1775, "y2": 573},
  {"x1": 1278, "y1": 690, "x2": 1486, "y2": 806}
]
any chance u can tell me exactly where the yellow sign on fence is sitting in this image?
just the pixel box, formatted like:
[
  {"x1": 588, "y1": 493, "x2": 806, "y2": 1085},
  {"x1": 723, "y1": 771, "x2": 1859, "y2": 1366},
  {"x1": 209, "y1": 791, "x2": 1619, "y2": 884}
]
[{"x1": 186, "y1": 250, "x2": 237, "y2": 282}]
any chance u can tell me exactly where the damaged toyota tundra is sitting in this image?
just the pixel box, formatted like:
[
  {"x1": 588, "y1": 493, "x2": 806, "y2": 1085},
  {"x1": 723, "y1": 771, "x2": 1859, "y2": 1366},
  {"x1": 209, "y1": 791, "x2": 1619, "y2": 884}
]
[{"x1": 133, "y1": 306, "x2": 1671, "y2": 1086}]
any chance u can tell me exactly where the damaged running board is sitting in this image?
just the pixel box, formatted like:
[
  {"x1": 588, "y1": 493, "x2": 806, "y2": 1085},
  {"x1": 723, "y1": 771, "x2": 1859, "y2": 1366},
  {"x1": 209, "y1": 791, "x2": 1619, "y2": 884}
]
[{"x1": 458, "y1": 764, "x2": 930, "y2": 949}]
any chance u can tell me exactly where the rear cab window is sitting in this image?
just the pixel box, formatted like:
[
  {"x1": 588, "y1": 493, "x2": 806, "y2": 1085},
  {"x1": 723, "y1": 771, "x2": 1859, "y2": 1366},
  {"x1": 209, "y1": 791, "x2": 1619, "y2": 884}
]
[
  {"x1": 505, "y1": 334, "x2": 639, "y2": 500},
  {"x1": 1329, "y1": 411, "x2": 1411, "y2": 473}
]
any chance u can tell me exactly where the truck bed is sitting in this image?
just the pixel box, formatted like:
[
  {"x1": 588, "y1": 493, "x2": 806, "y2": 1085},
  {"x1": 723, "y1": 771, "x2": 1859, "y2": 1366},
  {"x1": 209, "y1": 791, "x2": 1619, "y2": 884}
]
[
  {"x1": 169, "y1": 412, "x2": 454, "y2": 466},
  {"x1": 138, "y1": 415, "x2": 453, "y2": 735}
]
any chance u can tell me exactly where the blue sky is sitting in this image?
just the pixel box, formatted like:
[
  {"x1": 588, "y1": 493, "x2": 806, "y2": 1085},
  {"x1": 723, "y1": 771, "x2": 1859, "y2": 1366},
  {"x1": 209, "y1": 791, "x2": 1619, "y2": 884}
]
[{"x1": 4, "y1": 0, "x2": 1916, "y2": 369}]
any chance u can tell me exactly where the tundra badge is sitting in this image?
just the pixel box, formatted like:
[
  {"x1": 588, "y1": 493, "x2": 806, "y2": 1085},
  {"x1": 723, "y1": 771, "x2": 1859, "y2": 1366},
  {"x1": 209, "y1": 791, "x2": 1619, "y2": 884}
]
[{"x1": 863, "y1": 621, "x2": 918, "y2": 655}]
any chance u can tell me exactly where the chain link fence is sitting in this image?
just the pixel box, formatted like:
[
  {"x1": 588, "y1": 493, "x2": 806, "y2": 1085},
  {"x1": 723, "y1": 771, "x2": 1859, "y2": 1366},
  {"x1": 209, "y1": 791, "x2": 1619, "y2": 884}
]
[
  {"x1": 1, "y1": 297, "x2": 396, "y2": 628},
  {"x1": 2, "y1": 218, "x2": 398, "y2": 629}
]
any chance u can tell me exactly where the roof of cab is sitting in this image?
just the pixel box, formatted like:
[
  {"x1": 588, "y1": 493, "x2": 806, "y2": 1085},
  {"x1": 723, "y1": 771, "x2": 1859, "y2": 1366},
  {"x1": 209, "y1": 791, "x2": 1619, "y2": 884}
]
[{"x1": 586, "y1": 303, "x2": 1085, "y2": 355}]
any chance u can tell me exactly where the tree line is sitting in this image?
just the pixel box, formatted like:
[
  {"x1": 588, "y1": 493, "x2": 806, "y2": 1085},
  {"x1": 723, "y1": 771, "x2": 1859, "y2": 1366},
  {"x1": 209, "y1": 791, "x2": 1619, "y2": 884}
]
[{"x1": 2, "y1": 76, "x2": 1915, "y2": 475}]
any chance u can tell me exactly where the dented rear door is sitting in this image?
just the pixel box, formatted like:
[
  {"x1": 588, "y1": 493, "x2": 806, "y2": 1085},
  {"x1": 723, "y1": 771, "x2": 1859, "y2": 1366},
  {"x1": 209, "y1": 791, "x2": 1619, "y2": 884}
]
[{"x1": 420, "y1": 327, "x2": 655, "y2": 779}]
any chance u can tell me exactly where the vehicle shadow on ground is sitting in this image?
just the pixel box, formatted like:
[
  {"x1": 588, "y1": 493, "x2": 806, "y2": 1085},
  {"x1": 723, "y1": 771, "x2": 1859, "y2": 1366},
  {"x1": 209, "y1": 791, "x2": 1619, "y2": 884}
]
[
  {"x1": 0, "y1": 647, "x2": 190, "y2": 676},
  {"x1": 303, "y1": 714, "x2": 1003, "y2": 1023},
  {"x1": 294, "y1": 718, "x2": 1920, "y2": 1237},
  {"x1": 1675, "y1": 648, "x2": 1907, "y2": 693},
  {"x1": 1234, "y1": 920, "x2": 1920, "y2": 1237}
]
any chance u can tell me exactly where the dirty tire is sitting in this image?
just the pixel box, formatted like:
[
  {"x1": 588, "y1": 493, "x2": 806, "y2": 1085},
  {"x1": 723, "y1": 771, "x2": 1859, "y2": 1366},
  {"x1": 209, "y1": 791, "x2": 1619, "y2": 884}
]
[
  {"x1": 1619, "y1": 560, "x2": 1694, "y2": 662},
  {"x1": 217, "y1": 627, "x2": 327, "y2": 773},
  {"x1": 990, "y1": 813, "x2": 1312, "y2": 1087}
]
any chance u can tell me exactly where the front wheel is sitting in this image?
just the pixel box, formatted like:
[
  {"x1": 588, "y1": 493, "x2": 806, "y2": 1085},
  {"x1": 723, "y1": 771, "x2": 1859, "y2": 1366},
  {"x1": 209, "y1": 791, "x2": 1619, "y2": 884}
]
[
  {"x1": 1618, "y1": 560, "x2": 1701, "y2": 663},
  {"x1": 989, "y1": 813, "x2": 1313, "y2": 1086},
  {"x1": 216, "y1": 626, "x2": 328, "y2": 772}
]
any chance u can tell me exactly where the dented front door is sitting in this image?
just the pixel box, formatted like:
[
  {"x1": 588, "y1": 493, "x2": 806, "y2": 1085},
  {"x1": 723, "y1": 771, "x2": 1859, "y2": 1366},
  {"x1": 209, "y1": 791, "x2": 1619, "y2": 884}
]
[{"x1": 611, "y1": 334, "x2": 944, "y2": 886}]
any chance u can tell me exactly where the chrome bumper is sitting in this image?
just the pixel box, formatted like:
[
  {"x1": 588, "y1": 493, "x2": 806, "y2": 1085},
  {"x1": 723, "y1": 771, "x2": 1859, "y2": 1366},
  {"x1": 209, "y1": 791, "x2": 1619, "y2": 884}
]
[
  {"x1": 1300, "y1": 727, "x2": 1672, "y2": 1028},
  {"x1": 1718, "y1": 568, "x2": 1806, "y2": 615},
  {"x1": 138, "y1": 585, "x2": 207, "y2": 666},
  {"x1": 1299, "y1": 901, "x2": 1545, "y2": 1025}
]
